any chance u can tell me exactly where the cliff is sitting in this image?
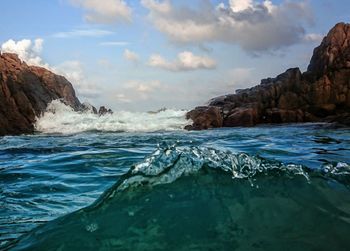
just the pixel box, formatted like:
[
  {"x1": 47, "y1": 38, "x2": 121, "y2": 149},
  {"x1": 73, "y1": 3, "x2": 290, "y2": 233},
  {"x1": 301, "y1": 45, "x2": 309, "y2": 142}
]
[
  {"x1": 0, "y1": 53, "x2": 82, "y2": 135},
  {"x1": 186, "y1": 23, "x2": 350, "y2": 130}
]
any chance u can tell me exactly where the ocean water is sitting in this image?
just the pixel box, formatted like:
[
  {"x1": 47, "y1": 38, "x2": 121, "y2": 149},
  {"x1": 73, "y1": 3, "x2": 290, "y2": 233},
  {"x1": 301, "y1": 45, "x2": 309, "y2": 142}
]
[{"x1": 1, "y1": 102, "x2": 350, "y2": 250}]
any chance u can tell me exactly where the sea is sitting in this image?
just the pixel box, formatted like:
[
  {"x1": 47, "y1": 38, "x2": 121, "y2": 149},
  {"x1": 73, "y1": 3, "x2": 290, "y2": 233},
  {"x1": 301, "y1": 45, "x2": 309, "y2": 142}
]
[{"x1": 1, "y1": 101, "x2": 350, "y2": 250}]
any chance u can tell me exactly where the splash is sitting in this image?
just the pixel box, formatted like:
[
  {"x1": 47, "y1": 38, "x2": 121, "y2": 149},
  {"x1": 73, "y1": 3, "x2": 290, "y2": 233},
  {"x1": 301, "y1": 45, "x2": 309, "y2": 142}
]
[
  {"x1": 35, "y1": 100, "x2": 191, "y2": 134},
  {"x1": 115, "y1": 145, "x2": 310, "y2": 192}
]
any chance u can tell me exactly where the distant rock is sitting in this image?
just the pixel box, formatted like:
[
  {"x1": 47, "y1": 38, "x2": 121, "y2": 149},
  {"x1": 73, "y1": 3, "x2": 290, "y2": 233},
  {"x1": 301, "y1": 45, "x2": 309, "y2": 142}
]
[
  {"x1": 98, "y1": 106, "x2": 113, "y2": 116},
  {"x1": 81, "y1": 102, "x2": 98, "y2": 114},
  {"x1": 147, "y1": 107, "x2": 168, "y2": 114},
  {"x1": 0, "y1": 53, "x2": 82, "y2": 135},
  {"x1": 187, "y1": 22, "x2": 350, "y2": 130}
]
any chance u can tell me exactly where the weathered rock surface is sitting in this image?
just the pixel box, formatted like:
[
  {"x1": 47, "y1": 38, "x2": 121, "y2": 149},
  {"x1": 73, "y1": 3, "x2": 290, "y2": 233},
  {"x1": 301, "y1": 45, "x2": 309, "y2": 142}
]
[
  {"x1": 185, "y1": 106, "x2": 223, "y2": 130},
  {"x1": 0, "y1": 53, "x2": 81, "y2": 135},
  {"x1": 187, "y1": 23, "x2": 350, "y2": 130}
]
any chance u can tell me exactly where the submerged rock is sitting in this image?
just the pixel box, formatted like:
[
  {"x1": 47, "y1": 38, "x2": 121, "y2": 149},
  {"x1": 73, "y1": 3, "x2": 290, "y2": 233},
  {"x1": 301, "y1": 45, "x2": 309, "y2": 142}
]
[{"x1": 187, "y1": 23, "x2": 350, "y2": 129}]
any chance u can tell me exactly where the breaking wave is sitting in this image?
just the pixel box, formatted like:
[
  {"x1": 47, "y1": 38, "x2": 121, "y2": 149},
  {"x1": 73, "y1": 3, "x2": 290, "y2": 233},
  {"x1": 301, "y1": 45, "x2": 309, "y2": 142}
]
[
  {"x1": 35, "y1": 100, "x2": 191, "y2": 134},
  {"x1": 7, "y1": 145, "x2": 350, "y2": 250}
]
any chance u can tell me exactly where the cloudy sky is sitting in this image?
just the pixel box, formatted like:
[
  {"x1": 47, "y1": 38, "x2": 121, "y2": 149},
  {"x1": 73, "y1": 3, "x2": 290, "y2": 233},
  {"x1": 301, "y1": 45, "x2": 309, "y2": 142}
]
[{"x1": 0, "y1": 0, "x2": 349, "y2": 111}]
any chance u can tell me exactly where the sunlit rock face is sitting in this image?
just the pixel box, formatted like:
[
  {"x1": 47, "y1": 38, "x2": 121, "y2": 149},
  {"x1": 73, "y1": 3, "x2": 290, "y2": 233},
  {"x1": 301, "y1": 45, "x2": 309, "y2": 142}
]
[
  {"x1": 187, "y1": 23, "x2": 350, "y2": 130},
  {"x1": 0, "y1": 53, "x2": 81, "y2": 135}
]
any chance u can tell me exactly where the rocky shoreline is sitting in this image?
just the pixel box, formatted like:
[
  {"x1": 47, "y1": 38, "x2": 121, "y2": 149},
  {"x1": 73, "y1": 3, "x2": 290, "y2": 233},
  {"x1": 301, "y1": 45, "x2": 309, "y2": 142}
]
[
  {"x1": 1, "y1": 23, "x2": 350, "y2": 135},
  {"x1": 0, "y1": 53, "x2": 111, "y2": 136},
  {"x1": 186, "y1": 23, "x2": 350, "y2": 130}
]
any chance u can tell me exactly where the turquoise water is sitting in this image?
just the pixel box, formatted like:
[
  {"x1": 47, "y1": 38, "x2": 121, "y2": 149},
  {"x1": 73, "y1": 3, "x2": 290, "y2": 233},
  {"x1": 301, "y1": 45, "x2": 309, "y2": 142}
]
[{"x1": 1, "y1": 124, "x2": 350, "y2": 250}]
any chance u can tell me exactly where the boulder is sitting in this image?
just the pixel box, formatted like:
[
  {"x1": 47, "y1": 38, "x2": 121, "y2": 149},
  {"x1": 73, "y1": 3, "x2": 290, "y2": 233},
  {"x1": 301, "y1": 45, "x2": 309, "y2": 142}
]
[{"x1": 185, "y1": 106, "x2": 223, "y2": 130}]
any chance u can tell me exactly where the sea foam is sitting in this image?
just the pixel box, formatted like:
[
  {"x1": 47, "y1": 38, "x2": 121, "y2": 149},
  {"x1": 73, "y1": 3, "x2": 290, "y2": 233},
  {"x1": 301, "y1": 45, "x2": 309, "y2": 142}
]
[{"x1": 35, "y1": 100, "x2": 191, "y2": 134}]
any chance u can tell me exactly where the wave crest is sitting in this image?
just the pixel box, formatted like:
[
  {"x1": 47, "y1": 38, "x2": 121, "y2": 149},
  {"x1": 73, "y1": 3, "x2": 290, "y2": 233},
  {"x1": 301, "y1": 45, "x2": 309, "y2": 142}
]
[
  {"x1": 35, "y1": 100, "x2": 191, "y2": 134},
  {"x1": 6, "y1": 145, "x2": 350, "y2": 250},
  {"x1": 114, "y1": 145, "x2": 310, "y2": 192}
]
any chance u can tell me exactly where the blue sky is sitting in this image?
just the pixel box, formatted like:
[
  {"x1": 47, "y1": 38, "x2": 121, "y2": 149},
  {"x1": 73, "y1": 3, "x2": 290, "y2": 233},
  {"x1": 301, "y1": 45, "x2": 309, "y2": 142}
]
[{"x1": 1, "y1": 0, "x2": 349, "y2": 111}]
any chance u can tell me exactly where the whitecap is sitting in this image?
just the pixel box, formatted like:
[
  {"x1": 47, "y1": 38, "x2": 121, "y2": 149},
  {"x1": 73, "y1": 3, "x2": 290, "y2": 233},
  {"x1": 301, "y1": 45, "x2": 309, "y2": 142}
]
[{"x1": 35, "y1": 100, "x2": 191, "y2": 134}]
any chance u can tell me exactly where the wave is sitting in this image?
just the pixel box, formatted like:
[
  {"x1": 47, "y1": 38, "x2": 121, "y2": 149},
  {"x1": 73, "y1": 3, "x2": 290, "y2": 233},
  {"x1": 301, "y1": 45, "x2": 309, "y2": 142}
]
[
  {"x1": 114, "y1": 144, "x2": 311, "y2": 192},
  {"x1": 7, "y1": 145, "x2": 350, "y2": 250},
  {"x1": 34, "y1": 100, "x2": 191, "y2": 134}
]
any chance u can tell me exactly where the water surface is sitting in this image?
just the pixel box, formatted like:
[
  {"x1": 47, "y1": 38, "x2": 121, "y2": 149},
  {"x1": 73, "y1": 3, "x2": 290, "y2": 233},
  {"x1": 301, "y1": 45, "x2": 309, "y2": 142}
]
[{"x1": 1, "y1": 124, "x2": 350, "y2": 250}]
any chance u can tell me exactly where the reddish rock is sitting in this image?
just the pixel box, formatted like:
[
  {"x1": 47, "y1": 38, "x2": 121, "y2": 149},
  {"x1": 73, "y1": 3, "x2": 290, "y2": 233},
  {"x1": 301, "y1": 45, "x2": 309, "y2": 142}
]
[
  {"x1": 186, "y1": 22, "x2": 350, "y2": 130},
  {"x1": 307, "y1": 22, "x2": 350, "y2": 79},
  {"x1": 185, "y1": 106, "x2": 223, "y2": 130},
  {"x1": 223, "y1": 107, "x2": 258, "y2": 127},
  {"x1": 0, "y1": 53, "x2": 81, "y2": 136}
]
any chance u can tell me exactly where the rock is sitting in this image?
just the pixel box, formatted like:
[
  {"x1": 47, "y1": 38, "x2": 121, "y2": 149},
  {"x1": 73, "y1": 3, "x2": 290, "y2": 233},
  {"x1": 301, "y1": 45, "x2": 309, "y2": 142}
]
[
  {"x1": 186, "y1": 22, "x2": 350, "y2": 130},
  {"x1": 186, "y1": 106, "x2": 223, "y2": 130},
  {"x1": 325, "y1": 113, "x2": 350, "y2": 126},
  {"x1": 0, "y1": 53, "x2": 81, "y2": 135},
  {"x1": 223, "y1": 107, "x2": 258, "y2": 127},
  {"x1": 307, "y1": 22, "x2": 350, "y2": 79},
  {"x1": 81, "y1": 102, "x2": 98, "y2": 114},
  {"x1": 98, "y1": 106, "x2": 113, "y2": 116}
]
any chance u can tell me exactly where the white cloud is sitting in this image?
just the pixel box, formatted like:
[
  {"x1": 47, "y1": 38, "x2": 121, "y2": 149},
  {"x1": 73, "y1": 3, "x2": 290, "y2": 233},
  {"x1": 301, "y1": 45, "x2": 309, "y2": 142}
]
[
  {"x1": 53, "y1": 29, "x2": 114, "y2": 38},
  {"x1": 1, "y1": 38, "x2": 48, "y2": 67},
  {"x1": 148, "y1": 51, "x2": 216, "y2": 71},
  {"x1": 123, "y1": 49, "x2": 139, "y2": 63},
  {"x1": 227, "y1": 67, "x2": 254, "y2": 90},
  {"x1": 53, "y1": 61, "x2": 102, "y2": 99},
  {"x1": 70, "y1": 0, "x2": 132, "y2": 24},
  {"x1": 114, "y1": 93, "x2": 132, "y2": 103},
  {"x1": 100, "y1": 41, "x2": 129, "y2": 46},
  {"x1": 142, "y1": 0, "x2": 314, "y2": 53},
  {"x1": 140, "y1": 0, "x2": 171, "y2": 13},
  {"x1": 125, "y1": 80, "x2": 161, "y2": 93},
  {"x1": 1, "y1": 38, "x2": 101, "y2": 100},
  {"x1": 113, "y1": 80, "x2": 162, "y2": 104},
  {"x1": 303, "y1": 33, "x2": 323, "y2": 43},
  {"x1": 229, "y1": 0, "x2": 253, "y2": 12}
]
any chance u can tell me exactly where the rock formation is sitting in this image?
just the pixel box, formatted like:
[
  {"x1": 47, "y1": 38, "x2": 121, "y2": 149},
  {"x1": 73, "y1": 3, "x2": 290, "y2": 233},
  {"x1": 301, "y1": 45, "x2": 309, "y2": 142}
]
[
  {"x1": 186, "y1": 22, "x2": 350, "y2": 130},
  {"x1": 0, "y1": 53, "x2": 82, "y2": 135},
  {"x1": 98, "y1": 106, "x2": 113, "y2": 116}
]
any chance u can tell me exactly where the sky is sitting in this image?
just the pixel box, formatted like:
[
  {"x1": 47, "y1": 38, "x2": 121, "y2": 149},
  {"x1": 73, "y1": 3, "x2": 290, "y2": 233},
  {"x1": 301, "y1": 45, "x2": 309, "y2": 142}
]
[{"x1": 0, "y1": 0, "x2": 349, "y2": 111}]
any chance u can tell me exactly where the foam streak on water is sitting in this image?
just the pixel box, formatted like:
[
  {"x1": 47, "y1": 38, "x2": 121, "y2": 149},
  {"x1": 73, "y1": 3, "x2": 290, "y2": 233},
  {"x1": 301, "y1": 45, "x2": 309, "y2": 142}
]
[{"x1": 35, "y1": 100, "x2": 191, "y2": 134}]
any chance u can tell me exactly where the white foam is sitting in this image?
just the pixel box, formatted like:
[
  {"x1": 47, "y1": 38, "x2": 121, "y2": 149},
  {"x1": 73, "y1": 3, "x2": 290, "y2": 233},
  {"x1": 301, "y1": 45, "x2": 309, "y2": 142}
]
[{"x1": 35, "y1": 100, "x2": 191, "y2": 134}]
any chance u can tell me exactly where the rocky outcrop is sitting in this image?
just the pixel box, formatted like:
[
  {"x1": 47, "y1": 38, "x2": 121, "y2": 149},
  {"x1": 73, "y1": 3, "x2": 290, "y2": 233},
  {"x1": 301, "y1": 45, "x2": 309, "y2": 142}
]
[
  {"x1": 81, "y1": 103, "x2": 113, "y2": 116},
  {"x1": 0, "y1": 53, "x2": 81, "y2": 135},
  {"x1": 185, "y1": 106, "x2": 223, "y2": 130},
  {"x1": 81, "y1": 102, "x2": 98, "y2": 114},
  {"x1": 98, "y1": 106, "x2": 113, "y2": 116},
  {"x1": 187, "y1": 22, "x2": 350, "y2": 130}
]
